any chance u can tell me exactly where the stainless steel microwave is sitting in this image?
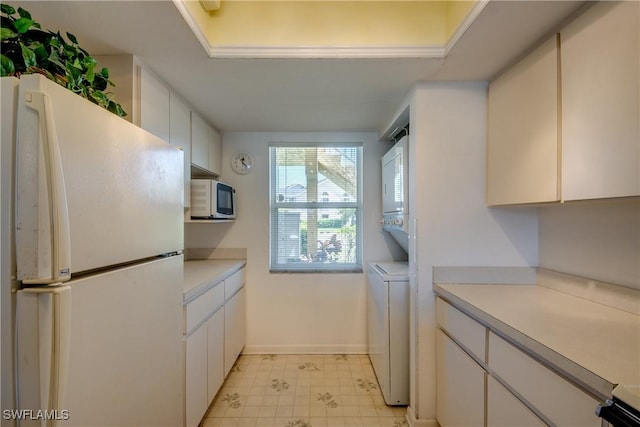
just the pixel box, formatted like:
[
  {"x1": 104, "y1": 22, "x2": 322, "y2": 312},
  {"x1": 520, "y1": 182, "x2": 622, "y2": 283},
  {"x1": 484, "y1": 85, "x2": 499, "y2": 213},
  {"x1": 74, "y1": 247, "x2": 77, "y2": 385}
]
[{"x1": 190, "y1": 179, "x2": 236, "y2": 219}]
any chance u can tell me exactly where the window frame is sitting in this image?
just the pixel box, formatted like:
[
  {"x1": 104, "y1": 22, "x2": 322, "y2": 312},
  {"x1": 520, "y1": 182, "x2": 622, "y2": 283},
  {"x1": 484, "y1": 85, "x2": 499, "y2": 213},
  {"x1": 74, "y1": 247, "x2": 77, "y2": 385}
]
[{"x1": 269, "y1": 142, "x2": 363, "y2": 273}]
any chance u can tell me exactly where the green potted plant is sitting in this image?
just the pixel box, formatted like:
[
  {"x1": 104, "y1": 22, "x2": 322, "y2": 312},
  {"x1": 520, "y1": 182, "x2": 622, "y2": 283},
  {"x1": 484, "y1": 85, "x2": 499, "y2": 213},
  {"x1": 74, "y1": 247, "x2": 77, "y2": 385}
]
[{"x1": 0, "y1": 3, "x2": 126, "y2": 116}]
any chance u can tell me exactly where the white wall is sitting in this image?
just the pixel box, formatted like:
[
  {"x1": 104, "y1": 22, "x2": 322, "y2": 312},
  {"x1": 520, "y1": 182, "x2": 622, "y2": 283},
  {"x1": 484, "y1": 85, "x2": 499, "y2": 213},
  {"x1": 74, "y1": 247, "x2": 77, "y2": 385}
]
[
  {"x1": 406, "y1": 82, "x2": 539, "y2": 425},
  {"x1": 185, "y1": 131, "x2": 406, "y2": 354},
  {"x1": 539, "y1": 199, "x2": 640, "y2": 289}
]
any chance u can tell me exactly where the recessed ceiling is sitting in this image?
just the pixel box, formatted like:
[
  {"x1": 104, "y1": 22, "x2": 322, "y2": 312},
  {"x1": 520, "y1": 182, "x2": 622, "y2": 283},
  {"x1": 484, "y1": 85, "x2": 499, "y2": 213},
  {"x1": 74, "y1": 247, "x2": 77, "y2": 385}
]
[
  {"x1": 174, "y1": 0, "x2": 478, "y2": 58},
  {"x1": 11, "y1": 1, "x2": 585, "y2": 133}
]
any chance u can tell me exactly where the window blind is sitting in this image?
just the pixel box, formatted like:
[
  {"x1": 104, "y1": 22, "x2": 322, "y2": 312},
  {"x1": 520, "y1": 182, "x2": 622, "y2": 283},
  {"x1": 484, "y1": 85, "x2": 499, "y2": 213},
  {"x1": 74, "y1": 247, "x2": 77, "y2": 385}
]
[{"x1": 269, "y1": 143, "x2": 363, "y2": 273}]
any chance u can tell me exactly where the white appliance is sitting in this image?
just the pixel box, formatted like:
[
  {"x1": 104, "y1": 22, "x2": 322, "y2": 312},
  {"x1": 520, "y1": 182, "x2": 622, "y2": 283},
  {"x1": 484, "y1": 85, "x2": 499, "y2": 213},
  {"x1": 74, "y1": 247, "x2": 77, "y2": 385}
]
[
  {"x1": 381, "y1": 136, "x2": 409, "y2": 252},
  {"x1": 367, "y1": 262, "x2": 410, "y2": 405},
  {"x1": 1, "y1": 74, "x2": 185, "y2": 426},
  {"x1": 190, "y1": 179, "x2": 236, "y2": 219}
]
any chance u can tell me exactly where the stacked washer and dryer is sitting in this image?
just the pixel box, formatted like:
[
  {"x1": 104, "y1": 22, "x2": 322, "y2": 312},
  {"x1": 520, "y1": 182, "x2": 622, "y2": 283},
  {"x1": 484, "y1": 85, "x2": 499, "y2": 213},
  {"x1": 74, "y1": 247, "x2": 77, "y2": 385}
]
[{"x1": 367, "y1": 134, "x2": 410, "y2": 406}]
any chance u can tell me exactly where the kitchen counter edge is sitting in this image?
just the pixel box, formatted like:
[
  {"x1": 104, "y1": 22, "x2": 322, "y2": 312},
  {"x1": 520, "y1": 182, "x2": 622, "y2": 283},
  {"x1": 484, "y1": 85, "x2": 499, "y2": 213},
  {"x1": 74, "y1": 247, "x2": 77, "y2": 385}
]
[
  {"x1": 433, "y1": 282, "x2": 618, "y2": 402},
  {"x1": 184, "y1": 259, "x2": 246, "y2": 303}
]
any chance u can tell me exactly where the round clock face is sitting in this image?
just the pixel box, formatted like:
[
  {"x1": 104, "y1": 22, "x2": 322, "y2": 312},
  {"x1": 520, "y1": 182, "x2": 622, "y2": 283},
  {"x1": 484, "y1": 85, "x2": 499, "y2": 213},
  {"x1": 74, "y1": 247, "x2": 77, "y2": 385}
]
[{"x1": 231, "y1": 152, "x2": 254, "y2": 174}]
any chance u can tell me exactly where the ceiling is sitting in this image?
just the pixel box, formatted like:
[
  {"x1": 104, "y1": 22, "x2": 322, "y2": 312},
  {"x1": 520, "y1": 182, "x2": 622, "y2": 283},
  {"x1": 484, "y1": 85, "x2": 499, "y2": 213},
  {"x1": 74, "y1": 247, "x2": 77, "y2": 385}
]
[{"x1": 18, "y1": 1, "x2": 586, "y2": 134}]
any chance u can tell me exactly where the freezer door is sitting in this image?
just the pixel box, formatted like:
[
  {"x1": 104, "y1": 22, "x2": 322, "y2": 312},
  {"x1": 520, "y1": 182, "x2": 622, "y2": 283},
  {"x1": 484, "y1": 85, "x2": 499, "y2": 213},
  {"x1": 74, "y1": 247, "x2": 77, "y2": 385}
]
[
  {"x1": 15, "y1": 74, "x2": 183, "y2": 282},
  {"x1": 16, "y1": 255, "x2": 184, "y2": 427}
]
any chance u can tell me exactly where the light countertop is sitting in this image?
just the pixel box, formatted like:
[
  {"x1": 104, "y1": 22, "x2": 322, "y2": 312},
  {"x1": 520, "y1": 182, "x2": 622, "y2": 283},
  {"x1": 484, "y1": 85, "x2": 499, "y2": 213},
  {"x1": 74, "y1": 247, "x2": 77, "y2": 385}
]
[
  {"x1": 434, "y1": 283, "x2": 640, "y2": 401},
  {"x1": 184, "y1": 259, "x2": 246, "y2": 303}
]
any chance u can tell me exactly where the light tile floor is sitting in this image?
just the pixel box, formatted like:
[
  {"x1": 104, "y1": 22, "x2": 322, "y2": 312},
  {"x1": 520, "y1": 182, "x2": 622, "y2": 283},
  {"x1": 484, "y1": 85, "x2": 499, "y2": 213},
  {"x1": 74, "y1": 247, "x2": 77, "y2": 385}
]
[{"x1": 201, "y1": 354, "x2": 409, "y2": 427}]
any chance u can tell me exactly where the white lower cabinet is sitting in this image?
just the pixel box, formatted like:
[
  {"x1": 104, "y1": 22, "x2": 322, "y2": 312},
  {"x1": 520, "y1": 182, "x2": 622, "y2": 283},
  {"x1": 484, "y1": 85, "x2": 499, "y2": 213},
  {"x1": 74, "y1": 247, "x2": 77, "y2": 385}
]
[
  {"x1": 184, "y1": 266, "x2": 246, "y2": 427},
  {"x1": 487, "y1": 376, "x2": 546, "y2": 427},
  {"x1": 224, "y1": 287, "x2": 246, "y2": 376},
  {"x1": 207, "y1": 308, "x2": 225, "y2": 403},
  {"x1": 185, "y1": 325, "x2": 208, "y2": 427},
  {"x1": 436, "y1": 298, "x2": 600, "y2": 427},
  {"x1": 436, "y1": 329, "x2": 486, "y2": 427}
]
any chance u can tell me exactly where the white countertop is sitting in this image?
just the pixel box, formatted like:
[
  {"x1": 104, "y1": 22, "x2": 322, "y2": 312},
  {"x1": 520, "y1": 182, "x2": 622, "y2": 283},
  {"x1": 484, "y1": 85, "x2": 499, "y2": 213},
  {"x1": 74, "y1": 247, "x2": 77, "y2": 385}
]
[
  {"x1": 434, "y1": 283, "x2": 640, "y2": 401},
  {"x1": 184, "y1": 259, "x2": 246, "y2": 303}
]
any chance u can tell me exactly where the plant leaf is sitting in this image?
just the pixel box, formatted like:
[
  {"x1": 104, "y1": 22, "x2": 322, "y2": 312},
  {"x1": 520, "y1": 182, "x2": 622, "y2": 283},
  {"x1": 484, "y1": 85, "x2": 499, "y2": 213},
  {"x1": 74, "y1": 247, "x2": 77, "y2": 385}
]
[
  {"x1": 48, "y1": 35, "x2": 60, "y2": 48},
  {"x1": 1, "y1": 27, "x2": 17, "y2": 40},
  {"x1": 65, "y1": 61, "x2": 81, "y2": 89},
  {"x1": 19, "y1": 42, "x2": 36, "y2": 67},
  {"x1": 90, "y1": 90, "x2": 107, "y2": 104},
  {"x1": 66, "y1": 32, "x2": 77, "y2": 44},
  {"x1": 0, "y1": 54, "x2": 15, "y2": 76},
  {"x1": 33, "y1": 43, "x2": 47, "y2": 63},
  {"x1": 17, "y1": 6, "x2": 31, "y2": 19},
  {"x1": 85, "y1": 60, "x2": 95, "y2": 83},
  {"x1": 1, "y1": 4, "x2": 16, "y2": 15},
  {"x1": 47, "y1": 49, "x2": 64, "y2": 69},
  {"x1": 93, "y1": 73, "x2": 108, "y2": 91},
  {"x1": 13, "y1": 17, "x2": 34, "y2": 34}
]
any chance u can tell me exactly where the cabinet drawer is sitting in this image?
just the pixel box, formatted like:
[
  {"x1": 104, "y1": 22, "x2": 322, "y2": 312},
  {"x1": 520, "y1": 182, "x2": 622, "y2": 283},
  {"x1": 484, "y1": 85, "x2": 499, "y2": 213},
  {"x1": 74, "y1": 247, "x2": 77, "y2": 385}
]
[
  {"x1": 184, "y1": 283, "x2": 224, "y2": 335},
  {"x1": 225, "y1": 268, "x2": 245, "y2": 301},
  {"x1": 488, "y1": 332, "x2": 600, "y2": 427},
  {"x1": 436, "y1": 298, "x2": 486, "y2": 362}
]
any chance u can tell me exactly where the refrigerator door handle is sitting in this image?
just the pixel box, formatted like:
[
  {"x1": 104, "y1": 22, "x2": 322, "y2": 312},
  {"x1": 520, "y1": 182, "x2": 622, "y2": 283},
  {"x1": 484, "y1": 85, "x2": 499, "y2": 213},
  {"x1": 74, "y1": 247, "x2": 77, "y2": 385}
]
[
  {"x1": 16, "y1": 285, "x2": 71, "y2": 426},
  {"x1": 23, "y1": 91, "x2": 71, "y2": 284}
]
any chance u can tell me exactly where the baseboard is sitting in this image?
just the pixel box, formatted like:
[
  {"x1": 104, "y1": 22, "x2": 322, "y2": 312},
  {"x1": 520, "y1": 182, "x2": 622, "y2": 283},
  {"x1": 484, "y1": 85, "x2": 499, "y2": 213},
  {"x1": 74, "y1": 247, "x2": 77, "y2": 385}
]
[
  {"x1": 406, "y1": 406, "x2": 439, "y2": 427},
  {"x1": 242, "y1": 344, "x2": 368, "y2": 355}
]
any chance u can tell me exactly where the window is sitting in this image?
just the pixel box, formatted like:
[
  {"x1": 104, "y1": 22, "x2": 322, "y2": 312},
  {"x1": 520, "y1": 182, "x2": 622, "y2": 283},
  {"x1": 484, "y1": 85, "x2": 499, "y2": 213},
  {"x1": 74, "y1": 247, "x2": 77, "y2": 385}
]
[{"x1": 269, "y1": 143, "x2": 363, "y2": 272}]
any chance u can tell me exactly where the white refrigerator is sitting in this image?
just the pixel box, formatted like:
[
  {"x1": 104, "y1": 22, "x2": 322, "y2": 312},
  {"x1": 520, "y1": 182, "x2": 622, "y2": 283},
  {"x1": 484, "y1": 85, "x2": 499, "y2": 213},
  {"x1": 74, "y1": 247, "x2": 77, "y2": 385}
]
[{"x1": 1, "y1": 74, "x2": 185, "y2": 426}]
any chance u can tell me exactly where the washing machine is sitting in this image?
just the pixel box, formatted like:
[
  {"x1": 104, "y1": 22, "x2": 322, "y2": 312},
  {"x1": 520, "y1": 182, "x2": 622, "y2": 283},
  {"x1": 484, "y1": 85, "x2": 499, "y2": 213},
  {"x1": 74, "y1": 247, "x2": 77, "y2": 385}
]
[{"x1": 367, "y1": 262, "x2": 410, "y2": 405}]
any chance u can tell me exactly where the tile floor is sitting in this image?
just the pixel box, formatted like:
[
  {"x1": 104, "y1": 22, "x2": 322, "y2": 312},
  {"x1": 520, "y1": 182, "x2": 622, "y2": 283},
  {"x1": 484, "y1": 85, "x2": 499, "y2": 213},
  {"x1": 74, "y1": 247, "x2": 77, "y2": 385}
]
[{"x1": 200, "y1": 354, "x2": 409, "y2": 427}]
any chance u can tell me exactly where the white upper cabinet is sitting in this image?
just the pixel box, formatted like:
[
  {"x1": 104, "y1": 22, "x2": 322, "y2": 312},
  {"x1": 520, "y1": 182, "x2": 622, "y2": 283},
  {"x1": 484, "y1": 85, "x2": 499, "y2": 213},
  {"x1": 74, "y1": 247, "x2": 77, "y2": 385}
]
[
  {"x1": 191, "y1": 111, "x2": 222, "y2": 177},
  {"x1": 191, "y1": 111, "x2": 222, "y2": 176},
  {"x1": 139, "y1": 66, "x2": 170, "y2": 143},
  {"x1": 487, "y1": 34, "x2": 560, "y2": 205},
  {"x1": 170, "y1": 93, "x2": 192, "y2": 207},
  {"x1": 209, "y1": 126, "x2": 222, "y2": 177},
  {"x1": 487, "y1": 1, "x2": 639, "y2": 205},
  {"x1": 561, "y1": 1, "x2": 640, "y2": 201},
  {"x1": 95, "y1": 54, "x2": 223, "y2": 184},
  {"x1": 191, "y1": 111, "x2": 209, "y2": 171}
]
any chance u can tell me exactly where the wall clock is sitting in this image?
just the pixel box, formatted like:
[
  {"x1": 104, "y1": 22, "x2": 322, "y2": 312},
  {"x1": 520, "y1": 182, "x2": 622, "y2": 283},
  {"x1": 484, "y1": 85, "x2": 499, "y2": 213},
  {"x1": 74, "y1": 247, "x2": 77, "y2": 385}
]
[{"x1": 231, "y1": 151, "x2": 255, "y2": 174}]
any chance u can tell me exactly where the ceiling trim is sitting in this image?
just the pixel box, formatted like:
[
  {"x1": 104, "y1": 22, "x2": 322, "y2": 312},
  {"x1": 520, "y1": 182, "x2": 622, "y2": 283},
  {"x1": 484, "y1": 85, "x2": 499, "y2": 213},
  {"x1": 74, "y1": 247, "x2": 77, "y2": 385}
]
[
  {"x1": 203, "y1": 45, "x2": 446, "y2": 59},
  {"x1": 173, "y1": 0, "x2": 211, "y2": 54},
  {"x1": 445, "y1": 0, "x2": 491, "y2": 55}
]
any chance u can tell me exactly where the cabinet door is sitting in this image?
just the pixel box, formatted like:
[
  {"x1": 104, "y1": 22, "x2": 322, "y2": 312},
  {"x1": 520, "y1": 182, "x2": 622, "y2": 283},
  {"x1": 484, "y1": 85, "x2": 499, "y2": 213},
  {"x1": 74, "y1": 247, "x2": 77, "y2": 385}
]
[
  {"x1": 561, "y1": 1, "x2": 640, "y2": 200},
  {"x1": 436, "y1": 329, "x2": 486, "y2": 427},
  {"x1": 487, "y1": 376, "x2": 546, "y2": 427},
  {"x1": 224, "y1": 287, "x2": 246, "y2": 376},
  {"x1": 185, "y1": 326, "x2": 208, "y2": 427},
  {"x1": 191, "y1": 111, "x2": 209, "y2": 170},
  {"x1": 208, "y1": 126, "x2": 222, "y2": 176},
  {"x1": 139, "y1": 66, "x2": 170, "y2": 143},
  {"x1": 170, "y1": 93, "x2": 191, "y2": 207},
  {"x1": 487, "y1": 35, "x2": 560, "y2": 205},
  {"x1": 207, "y1": 308, "x2": 225, "y2": 403}
]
